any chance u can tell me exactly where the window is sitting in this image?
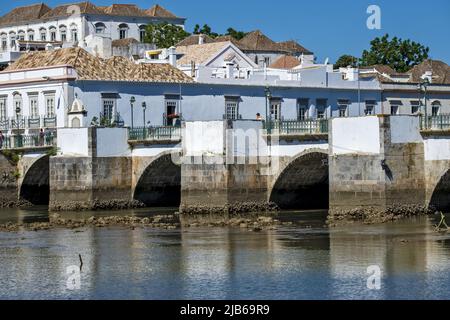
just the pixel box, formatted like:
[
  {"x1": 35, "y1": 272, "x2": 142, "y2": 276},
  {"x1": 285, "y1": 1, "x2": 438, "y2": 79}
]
[
  {"x1": 60, "y1": 25, "x2": 67, "y2": 42},
  {"x1": 18, "y1": 31, "x2": 25, "y2": 41},
  {"x1": 139, "y1": 25, "x2": 146, "y2": 42},
  {"x1": 264, "y1": 57, "x2": 270, "y2": 66},
  {"x1": 165, "y1": 99, "x2": 179, "y2": 126},
  {"x1": 254, "y1": 55, "x2": 258, "y2": 65},
  {"x1": 0, "y1": 96, "x2": 7, "y2": 120},
  {"x1": 365, "y1": 100, "x2": 375, "y2": 115},
  {"x1": 45, "y1": 94, "x2": 55, "y2": 117},
  {"x1": 225, "y1": 98, "x2": 239, "y2": 120},
  {"x1": 389, "y1": 101, "x2": 401, "y2": 115},
  {"x1": 13, "y1": 93, "x2": 22, "y2": 117},
  {"x1": 316, "y1": 99, "x2": 327, "y2": 119},
  {"x1": 71, "y1": 29, "x2": 78, "y2": 42},
  {"x1": 49, "y1": 28, "x2": 57, "y2": 41},
  {"x1": 411, "y1": 100, "x2": 420, "y2": 114},
  {"x1": 1, "y1": 35, "x2": 7, "y2": 51},
  {"x1": 297, "y1": 98, "x2": 309, "y2": 120},
  {"x1": 9, "y1": 32, "x2": 16, "y2": 48},
  {"x1": 432, "y1": 101, "x2": 441, "y2": 116},
  {"x1": 28, "y1": 30, "x2": 34, "y2": 41},
  {"x1": 270, "y1": 99, "x2": 282, "y2": 121},
  {"x1": 391, "y1": 105, "x2": 399, "y2": 115},
  {"x1": 102, "y1": 99, "x2": 116, "y2": 121},
  {"x1": 118, "y1": 24, "x2": 128, "y2": 39},
  {"x1": 40, "y1": 28, "x2": 47, "y2": 41},
  {"x1": 337, "y1": 99, "x2": 349, "y2": 117},
  {"x1": 29, "y1": 94, "x2": 39, "y2": 118},
  {"x1": 95, "y1": 22, "x2": 106, "y2": 34}
]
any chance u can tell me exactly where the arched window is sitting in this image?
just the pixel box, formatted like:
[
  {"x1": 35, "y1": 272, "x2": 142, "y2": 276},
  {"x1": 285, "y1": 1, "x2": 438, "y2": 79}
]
[
  {"x1": 39, "y1": 27, "x2": 47, "y2": 41},
  {"x1": 59, "y1": 25, "x2": 67, "y2": 42},
  {"x1": 139, "y1": 25, "x2": 147, "y2": 42},
  {"x1": 9, "y1": 31, "x2": 16, "y2": 49},
  {"x1": 27, "y1": 29, "x2": 35, "y2": 41},
  {"x1": 1, "y1": 33, "x2": 7, "y2": 51},
  {"x1": 18, "y1": 30, "x2": 25, "y2": 41},
  {"x1": 432, "y1": 101, "x2": 441, "y2": 117},
  {"x1": 49, "y1": 26, "x2": 57, "y2": 41},
  {"x1": 70, "y1": 24, "x2": 78, "y2": 42},
  {"x1": 118, "y1": 23, "x2": 128, "y2": 39},
  {"x1": 95, "y1": 22, "x2": 106, "y2": 34}
]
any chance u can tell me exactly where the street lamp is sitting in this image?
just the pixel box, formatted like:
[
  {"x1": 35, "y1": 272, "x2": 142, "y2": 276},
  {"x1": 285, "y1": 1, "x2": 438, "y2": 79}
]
[
  {"x1": 418, "y1": 78, "x2": 430, "y2": 129},
  {"x1": 15, "y1": 105, "x2": 21, "y2": 148},
  {"x1": 142, "y1": 102, "x2": 147, "y2": 127},
  {"x1": 130, "y1": 96, "x2": 136, "y2": 129},
  {"x1": 264, "y1": 86, "x2": 272, "y2": 133}
]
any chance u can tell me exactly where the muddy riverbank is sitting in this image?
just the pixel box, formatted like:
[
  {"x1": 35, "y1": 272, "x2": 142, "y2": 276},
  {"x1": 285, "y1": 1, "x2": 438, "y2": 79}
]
[{"x1": 0, "y1": 212, "x2": 290, "y2": 233}]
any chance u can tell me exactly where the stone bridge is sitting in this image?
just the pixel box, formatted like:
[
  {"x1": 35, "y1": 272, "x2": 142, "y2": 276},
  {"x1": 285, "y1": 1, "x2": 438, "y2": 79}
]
[{"x1": 1, "y1": 116, "x2": 448, "y2": 217}]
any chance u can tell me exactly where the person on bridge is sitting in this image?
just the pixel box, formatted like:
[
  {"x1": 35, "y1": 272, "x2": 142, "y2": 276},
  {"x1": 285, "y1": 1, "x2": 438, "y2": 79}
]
[
  {"x1": 256, "y1": 113, "x2": 263, "y2": 121},
  {"x1": 39, "y1": 129, "x2": 45, "y2": 146}
]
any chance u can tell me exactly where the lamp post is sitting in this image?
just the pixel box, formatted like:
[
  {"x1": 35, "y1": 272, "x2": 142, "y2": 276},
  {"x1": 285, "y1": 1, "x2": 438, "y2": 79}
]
[
  {"x1": 418, "y1": 78, "x2": 430, "y2": 129},
  {"x1": 15, "y1": 105, "x2": 21, "y2": 148},
  {"x1": 264, "y1": 86, "x2": 272, "y2": 133},
  {"x1": 130, "y1": 96, "x2": 135, "y2": 129},
  {"x1": 142, "y1": 102, "x2": 147, "y2": 127}
]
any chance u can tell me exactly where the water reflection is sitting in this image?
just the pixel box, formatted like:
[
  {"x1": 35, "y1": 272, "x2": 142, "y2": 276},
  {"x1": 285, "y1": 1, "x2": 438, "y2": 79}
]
[{"x1": 0, "y1": 209, "x2": 450, "y2": 299}]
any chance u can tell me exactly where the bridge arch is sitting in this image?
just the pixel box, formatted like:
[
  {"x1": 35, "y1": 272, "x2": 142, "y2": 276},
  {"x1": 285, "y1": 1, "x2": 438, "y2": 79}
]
[
  {"x1": 429, "y1": 168, "x2": 450, "y2": 212},
  {"x1": 133, "y1": 153, "x2": 181, "y2": 207},
  {"x1": 19, "y1": 155, "x2": 50, "y2": 205},
  {"x1": 270, "y1": 149, "x2": 329, "y2": 209}
]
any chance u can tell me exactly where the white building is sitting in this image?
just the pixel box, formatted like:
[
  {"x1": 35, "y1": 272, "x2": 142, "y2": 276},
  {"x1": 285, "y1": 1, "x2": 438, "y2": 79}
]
[{"x1": 0, "y1": 2, "x2": 185, "y2": 65}]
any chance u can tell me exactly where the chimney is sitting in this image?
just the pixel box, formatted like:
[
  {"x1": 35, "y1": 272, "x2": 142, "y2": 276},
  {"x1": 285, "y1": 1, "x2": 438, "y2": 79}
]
[
  {"x1": 225, "y1": 62, "x2": 234, "y2": 79},
  {"x1": 45, "y1": 43, "x2": 54, "y2": 51},
  {"x1": 168, "y1": 46, "x2": 177, "y2": 67},
  {"x1": 198, "y1": 34, "x2": 205, "y2": 45}
]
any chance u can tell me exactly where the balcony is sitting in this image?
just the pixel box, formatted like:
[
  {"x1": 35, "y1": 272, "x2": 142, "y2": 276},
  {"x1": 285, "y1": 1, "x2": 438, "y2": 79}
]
[
  {"x1": 420, "y1": 115, "x2": 450, "y2": 131},
  {"x1": 0, "y1": 116, "x2": 57, "y2": 130},
  {"x1": 264, "y1": 119, "x2": 329, "y2": 136},
  {"x1": 0, "y1": 132, "x2": 57, "y2": 150},
  {"x1": 129, "y1": 126, "x2": 181, "y2": 142}
]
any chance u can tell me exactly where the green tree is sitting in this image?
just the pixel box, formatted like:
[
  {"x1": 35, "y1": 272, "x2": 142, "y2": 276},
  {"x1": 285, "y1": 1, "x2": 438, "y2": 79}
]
[
  {"x1": 334, "y1": 55, "x2": 358, "y2": 69},
  {"x1": 225, "y1": 28, "x2": 247, "y2": 40},
  {"x1": 145, "y1": 23, "x2": 190, "y2": 48},
  {"x1": 192, "y1": 24, "x2": 219, "y2": 38},
  {"x1": 360, "y1": 34, "x2": 429, "y2": 72}
]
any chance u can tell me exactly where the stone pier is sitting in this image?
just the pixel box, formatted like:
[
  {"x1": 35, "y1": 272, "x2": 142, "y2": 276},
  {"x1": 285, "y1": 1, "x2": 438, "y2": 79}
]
[{"x1": 328, "y1": 115, "x2": 430, "y2": 220}]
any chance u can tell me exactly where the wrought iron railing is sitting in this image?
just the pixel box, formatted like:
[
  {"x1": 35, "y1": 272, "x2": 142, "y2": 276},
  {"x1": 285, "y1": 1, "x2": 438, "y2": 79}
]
[
  {"x1": 264, "y1": 119, "x2": 329, "y2": 135},
  {"x1": 0, "y1": 116, "x2": 57, "y2": 130},
  {"x1": 129, "y1": 126, "x2": 181, "y2": 141},
  {"x1": 0, "y1": 133, "x2": 56, "y2": 149},
  {"x1": 420, "y1": 115, "x2": 450, "y2": 131}
]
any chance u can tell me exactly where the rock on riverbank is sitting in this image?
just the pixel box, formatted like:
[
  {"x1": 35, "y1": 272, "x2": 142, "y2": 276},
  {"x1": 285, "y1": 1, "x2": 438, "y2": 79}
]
[
  {"x1": 327, "y1": 204, "x2": 435, "y2": 226},
  {"x1": 49, "y1": 200, "x2": 146, "y2": 212},
  {"x1": 179, "y1": 201, "x2": 280, "y2": 215},
  {"x1": 0, "y1": 199, "x2": 33, "y2": 208}
]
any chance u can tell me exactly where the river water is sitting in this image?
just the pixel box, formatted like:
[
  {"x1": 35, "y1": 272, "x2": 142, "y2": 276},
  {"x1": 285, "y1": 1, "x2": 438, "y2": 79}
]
[{"x1": 1, "y1": 207, "x2": 450, "y2": 300}]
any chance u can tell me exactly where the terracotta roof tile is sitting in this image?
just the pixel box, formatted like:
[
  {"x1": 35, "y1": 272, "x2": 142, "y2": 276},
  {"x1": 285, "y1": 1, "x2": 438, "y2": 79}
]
[
  {"x1": 98, "y1": 4, "x2": 147, "y2": 17},
  {"x1": 269, "y1": 55, "x2": 300, "y2": 69},
  {"x1": 4, "y1": 47, "x2": 193, "y2": 83},
  {"x1": 238, "y1": 30, "x2": 279, "y2": 52},
  {"x1": 40, "y1": 2, "x2": 104, "y2": 19},
  {"x1": 0, "y1": 3, "x2": 51, "y2": 27},
  {"x1": 277, "y1": 40, "x2": 313, "y2": 55},
  {"x1": 145, "y1": 4, "x2": 179, "y2": 18},
  {"x1": 176, "y1": 41, "x2": 230, "y2": 66},
  {"x1": 360, "y1": 64, "x2": 396, "y2": 75},
  {"x1": 112, "y1": 38, "x2": 139, "y2": 47},
  {"x1": 176, "y1": 34, "x2": 215, "y2": 46},
  {"x1": 407, "y1": 59, "x2": 450, "y2": 84}
]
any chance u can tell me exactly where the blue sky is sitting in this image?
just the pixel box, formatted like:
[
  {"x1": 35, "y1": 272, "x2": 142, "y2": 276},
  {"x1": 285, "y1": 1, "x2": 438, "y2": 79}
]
[{"x1": 3, "y1": 0, "x2": 450, "y2": 64}]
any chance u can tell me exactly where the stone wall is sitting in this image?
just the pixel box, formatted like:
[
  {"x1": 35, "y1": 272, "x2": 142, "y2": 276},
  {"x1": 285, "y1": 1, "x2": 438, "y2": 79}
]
[
  {"x1": 329, "y1": 116, "x2": 428, "y2": 217},
  {"x1": 0, "y1": 152, "x2": 18, "y2": 205}
]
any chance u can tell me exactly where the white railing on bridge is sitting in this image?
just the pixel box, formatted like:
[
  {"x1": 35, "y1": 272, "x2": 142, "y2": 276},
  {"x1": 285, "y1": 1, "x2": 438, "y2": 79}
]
[{"x1": 0, "y1": 133, "x2": 56, "y2": 150}]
